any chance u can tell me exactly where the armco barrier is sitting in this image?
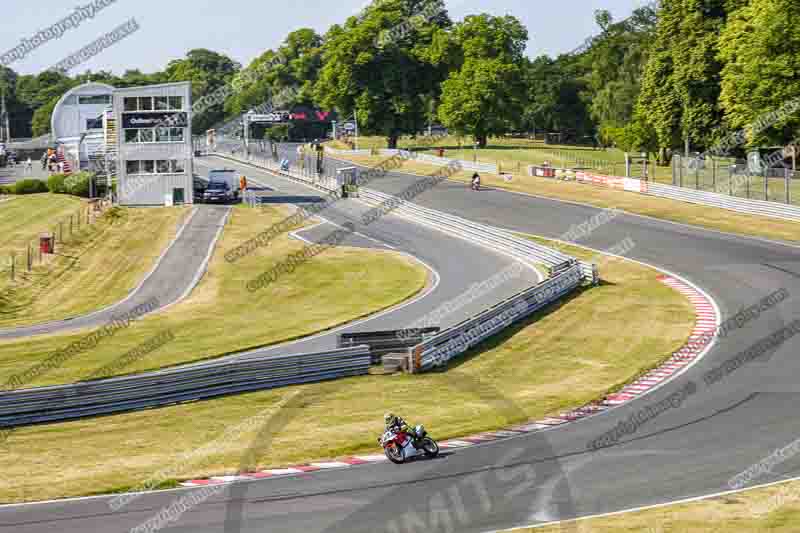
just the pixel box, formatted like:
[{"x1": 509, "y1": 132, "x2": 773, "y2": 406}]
[
  {"x1": 210, "y1": 149, "x2": 599, "y2": 374},
  {"x1": 645, "y1": 181, "x2": 800, "y2": 222},
  {"x1": 338, "y1": 328, "x2": 440, "y2": 362},
  {"x1": 555, "y1": 169, "x2": 800, "y2": 224},
  {"x1": 212, "y1": 149, "x2": 595, "y2": 283},
  {"x1": 0, "y1": 346, "x2": 371, "y2": 429},
  {"x1": 409, "y1": 265, "x2": 584, "y2": 371},
  {"x1": 213, "y1": 147, "x2": 597, "y2": 283},
  {"x1": 358, "y1": 188, "x2": 597, "y2": 282}
]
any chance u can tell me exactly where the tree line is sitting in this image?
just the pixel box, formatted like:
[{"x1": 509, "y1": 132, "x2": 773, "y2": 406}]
[{"x1": 1, "y1": 0, "x2": 798, "y2": 161}]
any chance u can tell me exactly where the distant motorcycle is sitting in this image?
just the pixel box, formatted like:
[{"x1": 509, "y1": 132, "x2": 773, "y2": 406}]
[
  {"x1": 379, "y1": 425, "x2": 439, "y2": 464},
  {"x1": 471, "y1": 176, "x2": 481, "y2": 191}
]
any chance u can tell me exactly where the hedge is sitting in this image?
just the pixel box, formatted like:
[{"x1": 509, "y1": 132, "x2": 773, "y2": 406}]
[
  {"x1": 13, "y1": 179, "x2": 49, "y2": 195},
  {"x1": 48, "y1": 172, "x2": 93, "y2": 197}
]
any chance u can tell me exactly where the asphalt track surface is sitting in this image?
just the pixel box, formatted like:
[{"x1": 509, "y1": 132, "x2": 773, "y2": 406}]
[
  {"x1": 2, "y1": 144, "x2": 800, "y2": 532},
  {"x1": 0, "y1": 205, "x2": 231, "y2": 340},
  {"x1": 193, "y1": 155, "x2": 540, "y2": 355}
]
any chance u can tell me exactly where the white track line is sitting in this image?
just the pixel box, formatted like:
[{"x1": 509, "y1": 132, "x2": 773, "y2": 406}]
[
  {"x1": 502, "y1": 475, "x2": 800, "y2": 531},
  {"x1": 220, "y1": 174, "x2": 444, "y2": 354},
  {"x1": 157, "y1": 207, "x2": 232, "y2": 314},
  {"x1": 0, "y1": 207, "x2": 198, "y2": 335}
]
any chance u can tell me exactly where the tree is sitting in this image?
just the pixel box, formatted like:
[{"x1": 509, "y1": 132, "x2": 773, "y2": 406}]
[
  {"x1": 31, "y1": 96, "x2": 59, "y2": 137},
  {"x1": 15, "y1": 71, "x2": 77, "y2": 137},
  {"x1": 718, "y1": 0, "x2": 800, "y2": 147},
  {"x1": 582, "y1": 5, "x2": 657, "y2": 131},
  {"x1": 522, "y1": 55, "x2": 592, "y2": 140},
  {"x1": 164, "y1": 49, "x2": 240, "y2": 133},
  {"x1": 438, "y1": 14, "x2": 528, "y2": 146},
  {"x1": 314, "y1": 0, "x2": 451, "y2": 148},
  {"x1": 225, "y1": 28, "x2": 324, "y2": 120},
  {"x1": 606, "y1": 115, "x2": 658, "y2": 156},
  {"x1": 265, "y1": 124, "x2": 290, "y2": 142},
  {"x1": 15, "y1": 71, "x2": 75, "y2": 110},
  {"x1": 0, "y1": 67, "x2": 33, "y2": 138},
  {"x1": 636, "y1": 0, "x2": 741, "y2": 154}
]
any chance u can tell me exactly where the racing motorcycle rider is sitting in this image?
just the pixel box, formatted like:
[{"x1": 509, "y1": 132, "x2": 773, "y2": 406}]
[
  {"x1": 384, "y1": 412, "x2": 418, "y2": 442},
  {"x1": 471, "y1": 172, "x2": 481, "y2": 190}
]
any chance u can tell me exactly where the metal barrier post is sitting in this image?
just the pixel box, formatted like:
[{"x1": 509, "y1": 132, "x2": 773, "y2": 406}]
[
  {"x1": 787, "y1": 168, "x2": 791, "y2": 204},
  {"x1": 764, "y1": 167, "x2": 769, "y2": 201},
  {"x1": 671, "y1": 156, "x2": 676, "y2": 185},
  {"x1": 729, "y1": 165, "x2": 733, "y2": 196},
  {"x1": 712, "y1": 158, "x2": 716, "y2": 192}
]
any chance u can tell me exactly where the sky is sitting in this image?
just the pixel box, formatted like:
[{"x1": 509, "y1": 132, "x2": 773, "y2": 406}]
[{"x1": 0, "y1": 0, "x2": 646, "y2": 76}]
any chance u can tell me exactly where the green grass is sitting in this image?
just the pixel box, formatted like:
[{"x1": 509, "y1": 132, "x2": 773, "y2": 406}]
[
  {"x1": 0, "y1": 204, "x2": 429, "y2": 389},
  {"x1": 0, "y1": 237, "x2": 694, "y2": 503},
  {"x1": 333, "y1": 152, "x2": 800, "y2": 244},
  {"x1": 0, "y1": 206, "x2": 188, "y2": 328},
  {"x1": 527, "y1": 479, "x2": 800, "y2": 533},
  {"x1": 0, "y1": 193, "x2": 83, "y2": 251},
  {"x1": 331, "y1": 135, "x2": 800, "y2": 205}
]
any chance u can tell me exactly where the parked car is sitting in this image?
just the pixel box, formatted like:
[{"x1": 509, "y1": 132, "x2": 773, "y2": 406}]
[
  {"x1": 202, "y1": 180, "x2": 237, "y2": 203},
  {"x1": 203, "y1": 169, "x2": 240, "y2": 203}
]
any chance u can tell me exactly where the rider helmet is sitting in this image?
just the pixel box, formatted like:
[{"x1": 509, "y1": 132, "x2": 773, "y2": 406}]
[{"x1": 384, "y1": 412, "x2": 395, "y2": 425}]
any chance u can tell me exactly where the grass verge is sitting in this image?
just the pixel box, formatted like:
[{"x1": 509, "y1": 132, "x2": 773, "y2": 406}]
[
  {"x1": 0, "y1": 204, "x2": 429, "y2": 388},
  {"x1": 0, "y1": 193, "x2": 83, "y2": 251},
  {"x1": 527, "y1": 479, "x2": 800, "y2": 532},
  {"x1": 0, "y1": 237, "x2": 693, "y2": 502},
  {"x1": 335, "y1": 153, "x2": 800, "y2": 244},
  {"x1": 0, "y1": 206, "x2": 188, "y2": 328}
]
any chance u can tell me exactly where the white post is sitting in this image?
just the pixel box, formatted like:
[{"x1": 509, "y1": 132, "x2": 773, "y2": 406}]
[
  {"x1": 243, "y1": 114, "x2": 249, "y2": 154},
  {"x1": 354, "y1": 111, "x2": 359, "y2": 151}
]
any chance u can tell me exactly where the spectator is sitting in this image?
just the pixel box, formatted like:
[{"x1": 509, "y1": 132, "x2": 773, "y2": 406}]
[{"x1": 24, "y1": 157, "x2": 32, "y2": 176}]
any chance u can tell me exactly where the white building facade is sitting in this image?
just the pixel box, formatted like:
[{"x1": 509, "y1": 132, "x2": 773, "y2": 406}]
[
  {"x1": 115, "y1": 82, "x2": 194, "y2": 206},
  {"x1": 52, "y1": 81, "x2": 194, "y2": 206}
]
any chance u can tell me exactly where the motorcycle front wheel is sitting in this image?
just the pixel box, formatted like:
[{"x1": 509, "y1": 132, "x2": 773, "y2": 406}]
[
  {"x1": 422, "y1": 438, "x2": 439, "y2": 458},
  {"x1": 384, "y1": 443, "x2": 405, "y2": 464}
]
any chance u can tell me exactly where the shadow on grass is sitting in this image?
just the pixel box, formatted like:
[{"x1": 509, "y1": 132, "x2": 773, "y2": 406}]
[
  {"x1": 0, "y1": 286, "x2": 26, "y2": 317},
  {"x1": 438, "y1": 282, "x2": 601, "y2": 373}
]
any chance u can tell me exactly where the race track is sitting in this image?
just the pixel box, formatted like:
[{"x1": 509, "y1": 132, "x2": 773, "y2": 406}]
[
  {"x1": 0, "y1": 205, "x2": 231, "y2": 340},
  {"x1": 2, "y1": 149, "x2": 799, "y2": 533}
]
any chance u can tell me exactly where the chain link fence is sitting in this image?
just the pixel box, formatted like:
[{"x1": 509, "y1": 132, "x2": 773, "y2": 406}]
[
  {"x1": 672, "y1": 155, "x2": 800, "y2": 206},
  {"x1": 524, "y1": 148, "x2": 800, "y2": 208}
]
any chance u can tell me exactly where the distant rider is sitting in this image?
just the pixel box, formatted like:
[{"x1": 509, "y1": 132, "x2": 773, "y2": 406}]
[{"x1": 471, "y1": 172, "x2": 481, "y2": 190}]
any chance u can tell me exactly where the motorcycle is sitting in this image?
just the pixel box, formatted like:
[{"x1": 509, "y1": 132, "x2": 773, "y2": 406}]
[
  {"x1": 379, "y1": 425, "x2": 440, "y2": 464},
  {"x1": 471, "y1": 178, "x2": 481, "y2": 191}
]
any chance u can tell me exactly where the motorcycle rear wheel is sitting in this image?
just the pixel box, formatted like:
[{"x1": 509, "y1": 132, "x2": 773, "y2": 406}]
[
  {"x1": 422, "y1": 438, "x2": 439, "y2": 458},
  {"x1": 384, "y1": 443, "x2": 405, "y2": 464}
]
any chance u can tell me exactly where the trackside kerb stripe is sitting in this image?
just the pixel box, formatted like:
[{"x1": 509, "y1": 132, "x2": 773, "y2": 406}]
[{"x1": 178, "y1": 277, "x2": 717, "y2": 488}]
